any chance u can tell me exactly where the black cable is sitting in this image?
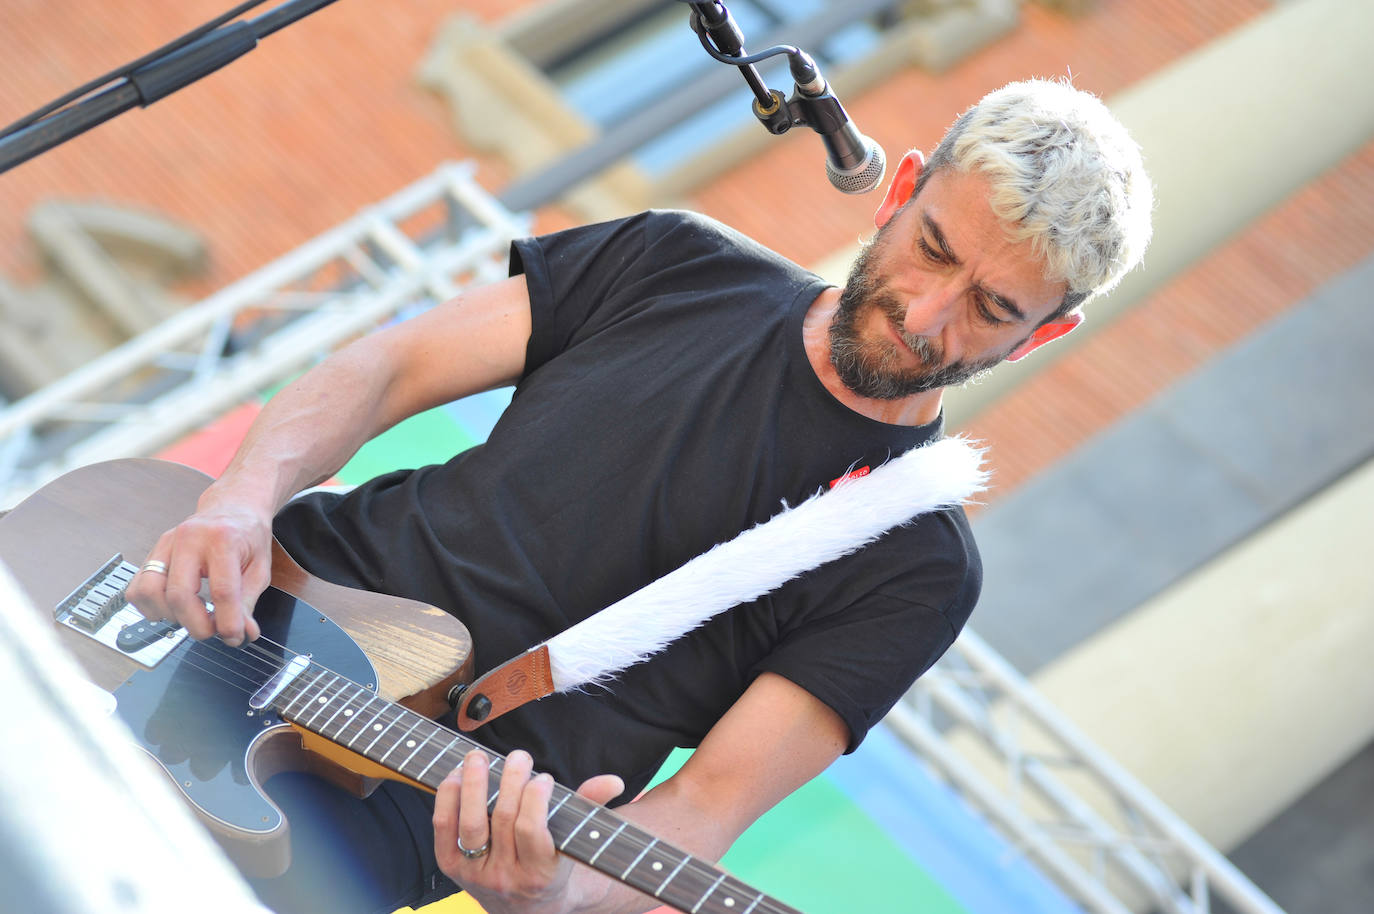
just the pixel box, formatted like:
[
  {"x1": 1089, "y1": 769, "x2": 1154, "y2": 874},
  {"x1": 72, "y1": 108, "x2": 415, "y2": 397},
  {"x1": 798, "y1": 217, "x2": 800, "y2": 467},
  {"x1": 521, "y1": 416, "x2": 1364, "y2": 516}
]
[
  {"x1": 0, "y1": 0, "x2": 272, "y2": 142},
  {"x1": 690, "y1": 23, "x2": 800, "y2": 69}
]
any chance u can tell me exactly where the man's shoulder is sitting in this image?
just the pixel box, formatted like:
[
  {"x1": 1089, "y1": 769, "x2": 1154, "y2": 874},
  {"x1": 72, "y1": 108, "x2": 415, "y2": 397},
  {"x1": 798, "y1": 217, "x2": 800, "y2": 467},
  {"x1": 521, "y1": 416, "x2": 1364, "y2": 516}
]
[
  {"x1": 829, "y1": 499, "x2": 982, "y2": 618},
  {"x1": 637, "y1": 208, "x2": 744, "y2": 240},
  {"x1": 637, "y1": 209, "x2": 815, "y2": 279}
]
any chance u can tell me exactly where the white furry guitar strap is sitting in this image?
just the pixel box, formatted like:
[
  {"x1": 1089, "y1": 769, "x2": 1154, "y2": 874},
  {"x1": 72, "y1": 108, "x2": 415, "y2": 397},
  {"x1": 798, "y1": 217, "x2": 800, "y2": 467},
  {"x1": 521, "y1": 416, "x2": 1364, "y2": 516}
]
[{"x1": 454, "y1": 436, "x2": 987, "y2": 730}]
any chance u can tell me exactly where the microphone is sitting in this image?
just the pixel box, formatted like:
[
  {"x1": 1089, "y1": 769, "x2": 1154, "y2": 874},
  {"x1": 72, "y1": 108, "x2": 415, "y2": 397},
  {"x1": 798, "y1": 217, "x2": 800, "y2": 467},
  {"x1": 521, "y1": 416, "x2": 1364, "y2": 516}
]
[
  {"x1": 685, "y1": 3, "x2": 886, "y2": 194},
  {"x1": 790, "y1": 52, "x2": 887, "y2": 195}
]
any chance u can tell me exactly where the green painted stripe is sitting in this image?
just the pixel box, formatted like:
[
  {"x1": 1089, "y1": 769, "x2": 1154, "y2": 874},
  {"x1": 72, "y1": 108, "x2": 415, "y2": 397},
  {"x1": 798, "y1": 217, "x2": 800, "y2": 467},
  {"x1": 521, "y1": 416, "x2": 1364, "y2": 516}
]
[
  {"x1": 335, "y1": 408, "x2": 479, "y2": 485},
  {"x1": 722, "y1": 774, "x2": 970, "y2": 914},
  {"x1": 646, "y1": 749, "x2": 969, "y2": 914},
  {"x1": 256, "y1": 377, "x2": 483, "y2": 487}
]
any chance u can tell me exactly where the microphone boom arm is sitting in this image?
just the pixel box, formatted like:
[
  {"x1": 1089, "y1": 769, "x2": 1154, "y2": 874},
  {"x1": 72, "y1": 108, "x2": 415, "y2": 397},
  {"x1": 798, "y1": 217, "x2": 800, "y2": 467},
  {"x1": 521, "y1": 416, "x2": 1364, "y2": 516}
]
[
  {"x1": 0, "y1": 0, "x2": 342, "y2": 175},
  {"x1": 682, "y1": 1, "x2": 886, "y2": 193}
]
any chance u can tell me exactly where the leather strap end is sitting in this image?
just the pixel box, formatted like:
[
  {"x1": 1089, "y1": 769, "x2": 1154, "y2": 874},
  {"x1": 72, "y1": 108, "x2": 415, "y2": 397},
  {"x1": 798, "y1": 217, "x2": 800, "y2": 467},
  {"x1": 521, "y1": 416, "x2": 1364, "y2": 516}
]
[{"x1": 455, "y1": 644, "x2": 555, "y2": 731}]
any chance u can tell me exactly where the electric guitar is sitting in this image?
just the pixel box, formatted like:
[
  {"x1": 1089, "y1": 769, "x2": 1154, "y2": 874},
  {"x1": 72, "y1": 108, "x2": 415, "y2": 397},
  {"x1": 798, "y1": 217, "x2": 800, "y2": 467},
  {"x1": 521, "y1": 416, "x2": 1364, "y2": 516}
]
[{"x1": 0, "y1": 458, "x2": 803, "y2": 914}]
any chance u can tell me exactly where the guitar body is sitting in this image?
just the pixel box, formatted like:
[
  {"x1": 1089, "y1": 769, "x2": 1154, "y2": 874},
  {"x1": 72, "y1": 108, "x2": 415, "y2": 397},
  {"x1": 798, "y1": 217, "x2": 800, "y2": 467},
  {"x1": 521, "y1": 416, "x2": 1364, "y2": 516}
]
[{"x1": 0, "y1": 459, "x2": 473, "y2": 877}]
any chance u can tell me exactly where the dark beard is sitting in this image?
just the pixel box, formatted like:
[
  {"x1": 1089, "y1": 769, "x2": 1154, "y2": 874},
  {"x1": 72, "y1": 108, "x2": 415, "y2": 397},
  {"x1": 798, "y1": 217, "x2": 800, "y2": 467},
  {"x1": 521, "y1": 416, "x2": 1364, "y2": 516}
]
[{"x1": 829, "y1": 237, "x2": 1006, "y2": 400}]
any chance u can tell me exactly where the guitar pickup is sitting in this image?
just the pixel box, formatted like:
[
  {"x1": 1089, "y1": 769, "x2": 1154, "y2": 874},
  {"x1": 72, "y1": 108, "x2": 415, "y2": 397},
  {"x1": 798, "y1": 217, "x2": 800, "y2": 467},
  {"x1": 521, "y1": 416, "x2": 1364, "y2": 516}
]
[{"x1": 117, "y1": 618, "x2": 182, "y2": 653}]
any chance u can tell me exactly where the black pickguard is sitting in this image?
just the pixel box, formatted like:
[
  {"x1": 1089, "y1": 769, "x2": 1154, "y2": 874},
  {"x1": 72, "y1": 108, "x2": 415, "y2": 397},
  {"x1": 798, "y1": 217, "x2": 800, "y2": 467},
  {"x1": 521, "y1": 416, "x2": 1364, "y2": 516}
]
[{"x1": 112, "y1": 586, "x2": 377, "y2": 834}]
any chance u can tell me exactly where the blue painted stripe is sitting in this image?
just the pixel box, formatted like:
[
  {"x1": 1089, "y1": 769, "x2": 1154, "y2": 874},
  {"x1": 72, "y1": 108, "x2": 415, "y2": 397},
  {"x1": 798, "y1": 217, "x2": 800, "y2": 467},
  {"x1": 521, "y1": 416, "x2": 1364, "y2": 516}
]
[
  {"x1": 441, "y1": 387, "x2": 513, "y2": 442},
  {"x1": 827, "y1": 724, "x2": 1085, "y2": 914}
]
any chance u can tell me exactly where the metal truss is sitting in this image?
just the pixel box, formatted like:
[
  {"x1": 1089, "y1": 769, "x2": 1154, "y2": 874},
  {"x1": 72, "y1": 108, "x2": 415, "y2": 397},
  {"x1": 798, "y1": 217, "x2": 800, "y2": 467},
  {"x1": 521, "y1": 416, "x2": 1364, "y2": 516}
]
[
  {"x1": 887, "y1": 628, "x2": 1287, "y2": 914},
  {"x1": 0, "y1": 162, "x2": 527, "y2": 509}
]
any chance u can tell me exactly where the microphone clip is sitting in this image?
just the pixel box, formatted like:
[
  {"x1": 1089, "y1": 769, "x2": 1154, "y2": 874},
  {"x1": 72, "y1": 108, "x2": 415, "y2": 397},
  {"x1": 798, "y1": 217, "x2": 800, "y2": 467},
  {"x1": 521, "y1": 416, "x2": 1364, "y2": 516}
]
[{"x1": 686, "y1": 1, "x2": 886, "y2": 193}]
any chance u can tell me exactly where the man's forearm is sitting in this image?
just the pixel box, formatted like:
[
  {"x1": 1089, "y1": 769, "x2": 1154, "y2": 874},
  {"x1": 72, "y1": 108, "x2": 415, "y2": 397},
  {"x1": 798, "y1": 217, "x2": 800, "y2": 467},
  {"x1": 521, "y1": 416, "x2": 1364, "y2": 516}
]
[
  {"x1": 203, "y1": 277, "x2": 532, "y2": 515},
  {"x1": 200, "y1": 341, "x2": 400, "y2": 516}
]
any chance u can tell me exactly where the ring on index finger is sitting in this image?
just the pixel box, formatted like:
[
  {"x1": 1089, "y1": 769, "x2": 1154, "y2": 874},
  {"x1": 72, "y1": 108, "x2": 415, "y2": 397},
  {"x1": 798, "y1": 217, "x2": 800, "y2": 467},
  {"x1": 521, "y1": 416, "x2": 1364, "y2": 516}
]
[
  {"x1": 457, "y1": 835, "x2": 490, "y2": 860},
  {"x1": 141, "y1": 560, "x2": 168, "y2": 575}
]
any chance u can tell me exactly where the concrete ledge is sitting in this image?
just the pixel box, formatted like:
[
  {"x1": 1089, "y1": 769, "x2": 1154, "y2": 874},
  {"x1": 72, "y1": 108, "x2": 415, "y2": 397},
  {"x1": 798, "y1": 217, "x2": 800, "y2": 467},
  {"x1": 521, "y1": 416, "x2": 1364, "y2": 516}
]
[{"x1": 1029, "y1": 453, "x2": 1374, "y2": 850}]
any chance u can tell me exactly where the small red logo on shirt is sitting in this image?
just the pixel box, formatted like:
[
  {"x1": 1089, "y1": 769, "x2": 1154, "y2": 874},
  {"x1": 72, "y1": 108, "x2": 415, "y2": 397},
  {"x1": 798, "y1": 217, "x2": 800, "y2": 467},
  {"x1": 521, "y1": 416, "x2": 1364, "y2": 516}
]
[{"x1": 830, "y1": 466, "x2": 871, "y2": 488}]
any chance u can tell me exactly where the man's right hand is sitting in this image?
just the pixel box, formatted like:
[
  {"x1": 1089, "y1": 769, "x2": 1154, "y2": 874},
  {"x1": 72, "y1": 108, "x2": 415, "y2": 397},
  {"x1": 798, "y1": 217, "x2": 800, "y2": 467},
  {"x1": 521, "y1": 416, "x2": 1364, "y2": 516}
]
[{"x1": 125, "y1": 495, "x2": 274, "y2": 647}]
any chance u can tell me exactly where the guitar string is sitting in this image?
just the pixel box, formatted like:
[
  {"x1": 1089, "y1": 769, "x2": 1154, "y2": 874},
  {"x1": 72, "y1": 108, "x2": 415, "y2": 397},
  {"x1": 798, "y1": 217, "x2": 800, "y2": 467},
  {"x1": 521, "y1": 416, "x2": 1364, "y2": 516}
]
[{"x1": 118, "y1": 632, "x2": 793, "y2": 912}]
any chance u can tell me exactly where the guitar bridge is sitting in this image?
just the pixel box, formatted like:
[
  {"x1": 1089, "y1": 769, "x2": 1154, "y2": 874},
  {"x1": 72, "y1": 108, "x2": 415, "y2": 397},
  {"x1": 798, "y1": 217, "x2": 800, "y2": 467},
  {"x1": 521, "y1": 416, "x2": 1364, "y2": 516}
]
[{"x1": 55, "y1": 554, "x2": 188, "y2": 667}]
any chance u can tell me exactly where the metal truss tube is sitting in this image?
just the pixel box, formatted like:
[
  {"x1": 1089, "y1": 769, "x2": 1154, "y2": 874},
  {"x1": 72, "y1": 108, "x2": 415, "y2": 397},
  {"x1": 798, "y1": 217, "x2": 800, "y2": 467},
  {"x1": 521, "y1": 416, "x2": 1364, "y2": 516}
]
[
  {"x1": 921, "y1": 668, "x2": 1191, "y2": 912},
  {"x1": 902, "y1": 629, "x2": 1287, "y2": 914},
  {"x1": 882, "y1": 705, "x2": 1136, "y2": 914},
  {"x1": 952, "y1": 631, "x2": 1285, "y2": 914},
  {"x1": 0, "y1": 163, "x2": 517, "y2": 444},
  {"x1": 0, "y1": 162, "x2": 527, "y2": 508},
  {"x1": 51, "y1": 280, "x2": 421, "y2": 474}
]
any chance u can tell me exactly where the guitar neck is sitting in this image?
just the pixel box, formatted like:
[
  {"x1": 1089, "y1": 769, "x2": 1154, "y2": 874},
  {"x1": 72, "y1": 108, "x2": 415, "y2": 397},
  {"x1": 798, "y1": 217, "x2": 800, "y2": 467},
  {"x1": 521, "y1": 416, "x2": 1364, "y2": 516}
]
[{"x1": 268, "y1": 661, "x2": 802, "y2": 914}]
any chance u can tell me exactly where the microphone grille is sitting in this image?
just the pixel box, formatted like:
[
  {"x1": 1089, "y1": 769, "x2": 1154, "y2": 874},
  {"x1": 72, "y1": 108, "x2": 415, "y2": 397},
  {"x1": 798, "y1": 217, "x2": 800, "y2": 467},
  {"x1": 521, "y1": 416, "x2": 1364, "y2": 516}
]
[{"x1": 826, "y1": 139, "x2": 887, "y2": 195}]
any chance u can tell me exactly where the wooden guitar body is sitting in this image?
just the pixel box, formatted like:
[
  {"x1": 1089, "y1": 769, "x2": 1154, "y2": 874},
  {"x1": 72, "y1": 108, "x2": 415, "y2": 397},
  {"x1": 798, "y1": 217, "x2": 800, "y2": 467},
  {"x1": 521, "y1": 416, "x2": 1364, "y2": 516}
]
[{"x1": 0, "y1": 458, "x2": 473, "y2": 877}]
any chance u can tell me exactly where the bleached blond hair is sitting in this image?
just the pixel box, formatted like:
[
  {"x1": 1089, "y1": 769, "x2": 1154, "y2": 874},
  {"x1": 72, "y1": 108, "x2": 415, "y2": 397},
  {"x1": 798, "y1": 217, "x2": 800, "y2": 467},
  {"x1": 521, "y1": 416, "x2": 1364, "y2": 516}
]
[{"x1": 917, "y1": 78, "x2": 1154, "y2": 319}]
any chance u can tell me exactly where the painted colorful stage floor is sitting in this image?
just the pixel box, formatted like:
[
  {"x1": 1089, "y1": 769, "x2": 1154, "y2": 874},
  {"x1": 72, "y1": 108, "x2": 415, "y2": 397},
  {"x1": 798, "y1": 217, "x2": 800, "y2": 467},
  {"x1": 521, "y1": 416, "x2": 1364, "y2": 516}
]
[{"x1": 159, "y1": 388, "x2": 1082, "y2": 914}]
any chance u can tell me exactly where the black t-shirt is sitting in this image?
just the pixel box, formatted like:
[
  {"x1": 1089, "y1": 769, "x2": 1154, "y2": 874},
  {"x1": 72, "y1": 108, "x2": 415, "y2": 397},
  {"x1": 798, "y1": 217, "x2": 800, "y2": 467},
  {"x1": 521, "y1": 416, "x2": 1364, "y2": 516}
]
[{"x1": 275, "y1": 210, "x2": 981, "y2": 800}]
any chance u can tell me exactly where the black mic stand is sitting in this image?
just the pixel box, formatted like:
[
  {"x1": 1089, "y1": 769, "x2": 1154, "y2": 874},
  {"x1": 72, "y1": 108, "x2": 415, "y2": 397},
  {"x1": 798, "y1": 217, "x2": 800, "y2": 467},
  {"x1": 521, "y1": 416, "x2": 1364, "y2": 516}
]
[
  {"x1": 683, "y1": 1, "x2": 874, "y2": 175},
  {"x1": 0, "y1": 0, "x2": 342, "y2": 175}
]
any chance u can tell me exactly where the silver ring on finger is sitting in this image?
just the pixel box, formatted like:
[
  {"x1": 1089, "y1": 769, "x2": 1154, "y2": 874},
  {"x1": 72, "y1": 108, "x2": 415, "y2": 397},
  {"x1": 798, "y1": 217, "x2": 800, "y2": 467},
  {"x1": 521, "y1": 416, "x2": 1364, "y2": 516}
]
[
  {"x1": 141, "y1": 560, "x2": 168, "y2": 575},
  {"x1": 457, "y1": 835, "x2": 490, "y2": 860}
]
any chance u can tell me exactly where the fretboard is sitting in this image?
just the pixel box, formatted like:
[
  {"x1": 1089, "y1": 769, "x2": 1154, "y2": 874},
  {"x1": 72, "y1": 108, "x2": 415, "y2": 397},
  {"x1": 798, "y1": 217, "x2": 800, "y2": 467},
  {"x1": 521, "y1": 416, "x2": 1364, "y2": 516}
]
[{"x1": 272, "y1": 663, "x2": 804, "y2": 914}]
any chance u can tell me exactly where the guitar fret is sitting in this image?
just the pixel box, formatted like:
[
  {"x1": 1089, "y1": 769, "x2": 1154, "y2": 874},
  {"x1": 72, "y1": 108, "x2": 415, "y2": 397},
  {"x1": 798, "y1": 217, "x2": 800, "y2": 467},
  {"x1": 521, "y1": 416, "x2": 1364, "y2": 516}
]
[
  {"x1": 545, "y1": 790, "x2": 571, "y2": 822},
  {"x1": 317, "y1": 683, "x2": 361, "y2": 734},
  {"x1": 739, "y1": 895, "x2": 763, "y2": 914},
  {"x1": 345, "y1": 701, "x2": 389, "y2": 749},
  {"x1": 280, "y1": 668, "x2": 328, "y2": 716},
  {"x1": 655, "y1": 854, "x2": 691, "y2": 896},
  {"x1": 587, "y1": 820, "x2": 627, "y2": 866},
  {"x1": 360, "y1": 707, "x2": 406, "y2": 754},
  {"x1": 621, "y1": 836, "x2": 658, "y2": 880},
  {"x1": 415, "y1": 737, "x2": 460, "y2": 782},
  {"x1": 377, "y1": 718, "x2": 423, "y2": 763},
  {"x1": 558, "y1": 805, "x2": 599, "y2": 851},
  {"x1": 325, "y1": 687, "x2": 375, "y2": 741},
  {"x1": 395, "y1": 728, "x2": 434, "y2": 772},
  {"x1": 301, "y1": 674, "x2": 342, "y2": 725},
  {"x1": 661, "y1": 857, "x2": 745, "y2": 914},
  {"x1": 691, "y1": 872, "x2": 728, "y2": 914}
]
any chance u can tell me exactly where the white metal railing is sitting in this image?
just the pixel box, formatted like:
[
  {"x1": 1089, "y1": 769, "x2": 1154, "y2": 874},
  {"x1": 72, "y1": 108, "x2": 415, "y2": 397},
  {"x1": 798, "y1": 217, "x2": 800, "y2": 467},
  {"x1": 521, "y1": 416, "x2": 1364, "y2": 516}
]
[
  {"x1": 888, "y1": 628, "x2": 1287, "y2": 914},
  {"x1": 0, "y1": 162, "x2": 527, "y2": 509}
]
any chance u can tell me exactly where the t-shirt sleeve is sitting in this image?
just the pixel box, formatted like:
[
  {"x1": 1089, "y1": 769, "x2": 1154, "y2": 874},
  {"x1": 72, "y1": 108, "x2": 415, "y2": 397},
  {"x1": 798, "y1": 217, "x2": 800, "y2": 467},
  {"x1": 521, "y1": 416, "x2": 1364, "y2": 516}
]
[
  {"x1": 509, "y1": 209, "x2": 795, "y2": 378},
  {"x1": 754, "y1": 511, "x2": 983, "y2": 752},
  {"x1": 509, "y1": 213, "x2": 652, "y2": 376}
]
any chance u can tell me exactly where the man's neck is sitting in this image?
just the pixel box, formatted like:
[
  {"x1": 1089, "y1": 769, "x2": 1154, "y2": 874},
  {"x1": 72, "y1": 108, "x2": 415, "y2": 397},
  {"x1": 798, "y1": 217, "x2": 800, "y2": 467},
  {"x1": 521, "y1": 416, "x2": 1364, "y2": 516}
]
[{"x1": 802, "y1": 289, "x2": 944, "y2": 427}]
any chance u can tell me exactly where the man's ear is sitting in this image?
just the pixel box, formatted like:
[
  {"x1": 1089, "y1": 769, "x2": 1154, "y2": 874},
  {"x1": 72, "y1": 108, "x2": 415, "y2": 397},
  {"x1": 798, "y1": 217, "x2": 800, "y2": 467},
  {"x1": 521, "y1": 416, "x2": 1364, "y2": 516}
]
[
  {"x1": 1006, "y1": 311, "x2": 1084, "y2": 362},
  {"x1": 875, "y1": 149, "x2": 925, "y2": 229}
]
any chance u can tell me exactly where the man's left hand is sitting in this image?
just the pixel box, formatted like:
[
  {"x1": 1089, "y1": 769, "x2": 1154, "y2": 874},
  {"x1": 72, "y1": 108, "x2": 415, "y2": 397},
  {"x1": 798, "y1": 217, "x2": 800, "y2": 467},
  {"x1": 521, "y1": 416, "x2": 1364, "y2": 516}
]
[{"x1": 434, "y1": 748, "x2": 624, "y2": 914}]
